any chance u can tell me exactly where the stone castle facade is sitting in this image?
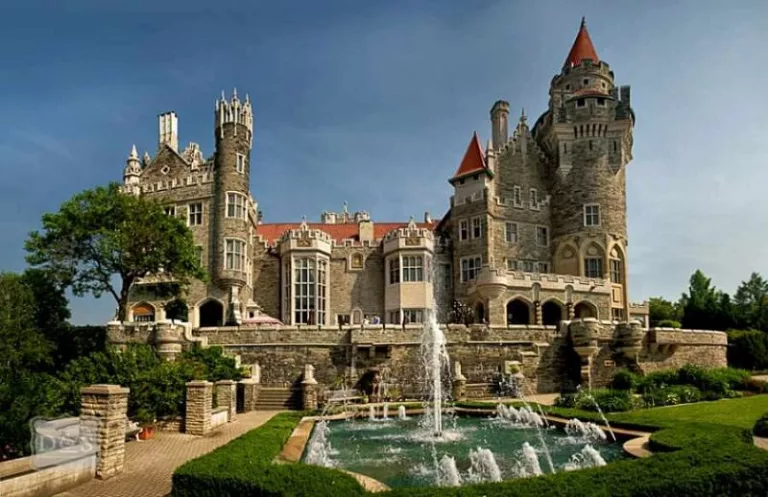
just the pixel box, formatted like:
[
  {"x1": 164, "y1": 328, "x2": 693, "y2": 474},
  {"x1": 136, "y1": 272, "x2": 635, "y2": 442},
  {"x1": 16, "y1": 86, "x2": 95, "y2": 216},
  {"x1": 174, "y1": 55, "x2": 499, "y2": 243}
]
[
  {"x1": 121, "y1": 19, "x2": 648, "y2": 330},
  {"x1": 109, "y1": 20, "x2": 727, "y2": 394}
]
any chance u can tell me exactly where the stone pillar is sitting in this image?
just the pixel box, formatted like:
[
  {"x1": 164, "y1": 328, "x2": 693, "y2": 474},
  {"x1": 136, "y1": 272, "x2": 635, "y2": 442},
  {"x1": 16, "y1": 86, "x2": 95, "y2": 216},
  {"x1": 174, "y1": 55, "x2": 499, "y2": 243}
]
[
  {"x1": 566, "y1": 302, "x2": 575, "y2": 320},
  {"x1": 533, "y1": 301, "x2": 542, "y2": 325},
  {"x1": 185, "y1": 380, "x2": 212, "y2": 436},
  {"x1": 215, "y1": 380, "x2": 237, "y2": 420},
  {"x1": 79, "y1": 384, "x2": 129, "y2": 480},
  {"x1": 302, "y1": 364, "x2": 319, "y2": 411},
  {"x1": 154, "y1": 321, "x2": 184, "y2": 361},
  {"x1": 240, "y1": 379, "x2": 261, "y2": 412},
  {"x1": 452, "y1": 361, "x2": 467, "y2": 401}
]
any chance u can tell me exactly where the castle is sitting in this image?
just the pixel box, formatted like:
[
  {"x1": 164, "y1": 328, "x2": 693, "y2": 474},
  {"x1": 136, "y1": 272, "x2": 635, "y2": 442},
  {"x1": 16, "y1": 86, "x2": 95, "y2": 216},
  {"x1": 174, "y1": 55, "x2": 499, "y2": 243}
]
[
  {"x1": 121, "y1": 19, "x2": 648, "y2": 330},
  {"x1": 110, "y1": 20, "x2": 726, "y2": 395}
]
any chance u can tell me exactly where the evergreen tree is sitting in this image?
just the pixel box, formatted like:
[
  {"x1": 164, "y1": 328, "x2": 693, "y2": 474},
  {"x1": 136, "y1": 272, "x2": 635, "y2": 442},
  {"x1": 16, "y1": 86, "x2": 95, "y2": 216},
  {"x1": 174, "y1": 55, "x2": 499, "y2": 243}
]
[{"x1": 733, "y1": 272, "x2": 768, "y2": 331}]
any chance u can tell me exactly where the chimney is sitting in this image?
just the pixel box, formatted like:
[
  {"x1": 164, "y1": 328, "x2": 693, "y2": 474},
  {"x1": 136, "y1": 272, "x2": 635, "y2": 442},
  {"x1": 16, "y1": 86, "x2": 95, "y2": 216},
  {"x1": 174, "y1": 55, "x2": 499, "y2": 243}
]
[
  {"x1": 158, "y1": 111, "x2": 179, "y2": 152},
  {"x1": 490, "y1": 100, "x2": 510, "y2": 149},
  {"x1": 424, "y1": 211, "x2": 432, "y2": 224}
]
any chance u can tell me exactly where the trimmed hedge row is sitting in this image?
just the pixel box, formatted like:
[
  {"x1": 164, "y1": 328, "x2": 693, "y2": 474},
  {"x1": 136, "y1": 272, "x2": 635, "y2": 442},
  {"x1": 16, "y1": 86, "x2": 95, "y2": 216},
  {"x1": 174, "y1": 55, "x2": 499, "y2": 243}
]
[{"x1": 171, "y1": 412, "x2": 365, "y2": 497}]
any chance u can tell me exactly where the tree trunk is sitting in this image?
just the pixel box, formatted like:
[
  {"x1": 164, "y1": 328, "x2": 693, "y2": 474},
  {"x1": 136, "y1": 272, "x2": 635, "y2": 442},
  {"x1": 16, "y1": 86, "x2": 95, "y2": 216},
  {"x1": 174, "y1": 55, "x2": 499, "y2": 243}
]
[{"x1": 117, "y1": 280, "x2": 132, "y2": 322}]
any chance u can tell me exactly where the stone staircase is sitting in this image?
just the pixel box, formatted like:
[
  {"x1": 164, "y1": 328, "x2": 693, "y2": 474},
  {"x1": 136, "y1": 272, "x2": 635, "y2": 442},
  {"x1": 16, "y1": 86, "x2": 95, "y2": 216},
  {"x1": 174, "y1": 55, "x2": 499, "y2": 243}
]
[{"x1": 254, "y1": 387, "x2": 302, "y2": 410}]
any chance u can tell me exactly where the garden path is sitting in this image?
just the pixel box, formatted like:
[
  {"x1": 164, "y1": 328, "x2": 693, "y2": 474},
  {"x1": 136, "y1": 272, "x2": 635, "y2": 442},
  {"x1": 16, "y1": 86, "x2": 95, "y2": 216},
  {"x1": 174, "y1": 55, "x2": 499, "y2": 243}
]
[
  {"x1": 55, "y1": 410, "x2": 280, "y2": 497},
  {"x1": 755, "y1": 436, "x2": 768, "y2": 451}
]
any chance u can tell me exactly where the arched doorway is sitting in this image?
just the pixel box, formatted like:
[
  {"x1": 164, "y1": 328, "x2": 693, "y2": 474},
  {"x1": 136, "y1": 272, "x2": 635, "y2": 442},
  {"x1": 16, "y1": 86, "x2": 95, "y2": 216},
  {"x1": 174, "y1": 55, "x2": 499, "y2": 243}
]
[
  {"x1": 474, "y1": 303, "x2": 485, "y2": 324},
  {"x1": 132, "y1": 302, "x2": 155, "y2": 323},
  {"x1": 542, "y1": 301, "x2": 563, "y2": 326},
  {"x1": 165, "y1": 299, "x2": 188, "y2": 322},
  {"x1": 199, "y1": 300, "x2": 224, "y2": 327},
  {"x1": 506, "y1": 299, "x2": 530, "y2": 325},
  {"x1": 574, "y1": 301, "x2": 598, "y2": 319}
]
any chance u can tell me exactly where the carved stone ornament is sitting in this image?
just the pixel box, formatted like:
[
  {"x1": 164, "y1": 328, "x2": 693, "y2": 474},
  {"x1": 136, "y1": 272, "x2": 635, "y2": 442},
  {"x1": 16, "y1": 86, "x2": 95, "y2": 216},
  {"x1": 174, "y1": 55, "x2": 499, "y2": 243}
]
[
  {"x1": 297, "y1": 238, "x2": 312, "y2": 247},
  {"x1": 405, "y1": 236, "x2": 420, "y2": 246}
]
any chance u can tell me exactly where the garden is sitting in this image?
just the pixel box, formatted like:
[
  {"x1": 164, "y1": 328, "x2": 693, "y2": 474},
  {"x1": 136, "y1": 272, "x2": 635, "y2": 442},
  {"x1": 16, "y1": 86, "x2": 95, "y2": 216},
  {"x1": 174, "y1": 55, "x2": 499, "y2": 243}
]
[{"x1": 171, "y1": 364, "x2": 768, "y2": 497}]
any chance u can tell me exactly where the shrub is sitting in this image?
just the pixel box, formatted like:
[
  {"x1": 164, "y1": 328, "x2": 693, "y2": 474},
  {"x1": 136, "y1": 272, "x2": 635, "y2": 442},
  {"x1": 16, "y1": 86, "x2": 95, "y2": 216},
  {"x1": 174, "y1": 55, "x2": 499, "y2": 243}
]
[
  {"x1": 610, "y1": 369, "x2": 638, "y2": 390},
  {"x1": 636, "y1": 369, "x2": 679, "y2": 393},
  {"x1": 728, "y1": 330, "x2": 768, "y2": 371},
  {"x1": 172, "y1": 412, "x2": 365, "y2": 497},
  {"x1": 642, "y1": 385, "x2": 702, "y2": 407},
  {"x1": 754, "y1": 412, "x2": 768, "y2": 437},
  {"x1": 656, "y1": 319, "x2": 682, "y2": 328},
  {"x1": 554, "y1": 389, "x2": 633, "y2": 412}
]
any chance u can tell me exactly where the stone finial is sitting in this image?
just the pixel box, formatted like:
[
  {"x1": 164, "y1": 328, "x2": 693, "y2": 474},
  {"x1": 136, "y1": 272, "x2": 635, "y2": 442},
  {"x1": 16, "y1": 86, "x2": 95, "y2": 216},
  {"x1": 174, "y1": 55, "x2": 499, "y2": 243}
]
[
  {"x1": 251, "y1": 363, "x2": 261, "y2": 383},
  {"x1": 303, "y1": 364, "x2": 317, "y2": 384},
  {"x1": 454, "y1": 361, "x2": 466, "y2": 381},
  {"x1": 142, "y1": 151, "x2": 151, "y2": 166},
  {"x1": 129, "y1": 144, "x2": 138, "y2": 159}
]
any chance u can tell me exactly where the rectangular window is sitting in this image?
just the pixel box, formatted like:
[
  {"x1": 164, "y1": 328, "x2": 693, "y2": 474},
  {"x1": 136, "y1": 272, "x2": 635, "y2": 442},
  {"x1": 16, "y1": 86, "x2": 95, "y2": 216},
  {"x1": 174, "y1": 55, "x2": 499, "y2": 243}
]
[
  {"x1": 389, "y1": 258, "x2": 400, "y2": 284},
  {"x1": 337, "y1": 314, "x2": 350, "y2": 325},
  {"x1": 164, "y1": 205, "x2": 176, "y2": 217},
  {"x1": 472, "y1": 217, "x2": 482, "y2": 239},
  {"x1": 506, "y1": 259, "x2": 517, "y2": 271},
  {"x1": 577, "y1": 98, "x2": 586, "y2": 107},
  {"x1": 459, "y1": 220, "x2": 469, "y2": 241},
  {"x1": 585, "y1": 257, "x2": 603, "y2": 278},
  {"x1": 460, "y1": 256, "x2": 482, "y2": 282},
  {"x1": 523, "y1": 260, "x2": 534, "y2": 272},
  {"x1": 402, "y1": 309, "x2": 424, "y2": 324},
  {"x1": 539, "y1": 262, "x2": 549, "y2": 273},
  {"x1": 612, "y1": 308, "x2": 625, "y2": 321},
  {"x1": 529, "y1": 189, "x2": 540, "y2": 210},
  {"x1": 226, "y1": 193, "x2": 246, "y2": 219},
  {"x1": 610, "y1": 259, "x2": 623, "y2": 283},
  {"x1": 504, "y1": 222, "x2": 518, "y2": 243},
  {"x1": 294, "y1": 258, "x2": 316, "y2": 325},
  {"x1": 513, "y1": 186, "x2": 523, "y2": 207},
  {"x1": 439, "y1": 263, "x2": 452, "y2": 289},
  {"x1": 536, "y1": 226, "x2": 549, "y2": 246},
  {"x1": 195, "y1": 245, "x2": 203, "y2": 266},
  {"x1": 584, "y1": 204, "x2": 600, "y2": 227},
  {"x1": 402, "y1": 255, "x2": 424, "y2": 282},
  {"x1": 188, "y1": 202, "x2": 203, "y2": 226},
  {"x1": 236, "y1": 153, "x2": 246, "y2": 174},
  {"x1": 318, "y1": 259, "x2": 326, "y2": 325},
  {"x1": 225, "y1": 239, "x2": 246, "y2": 271}
]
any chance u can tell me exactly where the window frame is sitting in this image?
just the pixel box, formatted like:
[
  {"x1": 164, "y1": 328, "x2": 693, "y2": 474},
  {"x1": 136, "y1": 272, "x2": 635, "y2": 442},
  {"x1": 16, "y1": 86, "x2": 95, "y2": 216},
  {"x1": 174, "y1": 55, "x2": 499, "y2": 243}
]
[
  {"x1": 402, "y1": 255, "x2": 424, "y2": 282},
  {"x1": 225, "y1": 192, "x2": 247, "y2": 219},
  {"x1": 536, "y1": 225, "x2": 549, "y2": 247},
  {"x1": 584, "y1": 257, "x2": 603, "y2": 278},
  {"x1": 504, "y1": 222, "x2": 518, "y2": 243},
  {"x1": 224, "y1": 238, "x2": 246, "y2": 272},
  {"x1": 188, "y1": 202, "x2": 203, "y2": 226},
  {"x1": 459, "y1": 220, "x2": 469, "y2": 241},
  {"x1": 529, "y1": 188, "x2": 540, "y2": 211},
  {"x1": 164, "y1": 205, "x2": 176, "y2": 217},
  {"x1": 584, "y1": 204, "x2": 601, "y2": 227},
  {"x1": 513, "y1": 186, "x2": 523, "y2": 208},
  {"x1": 389, "y1": 257, "x2": 400, "y2": 284},
  {"x1": 610, "y1": 259, "x2": 623, "y2": 284},
  {"x1": 471, "y1": 217, "x2": 482, "y2": 239},
  {"x1": 460, "y1": 255, "x2": 482, "y2": 282},
  {"x1": 236, "y1": 153, "x2": 246, "y2": 174}
]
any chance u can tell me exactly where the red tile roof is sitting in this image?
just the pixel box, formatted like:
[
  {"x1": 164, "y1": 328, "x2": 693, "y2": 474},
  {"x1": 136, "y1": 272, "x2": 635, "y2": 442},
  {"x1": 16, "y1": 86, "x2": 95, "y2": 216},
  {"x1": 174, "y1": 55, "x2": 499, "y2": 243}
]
[
  {"x1": 255, "y1": 221, "x2": 438, "y2": 244},
  {"x1": 564, "y1": 17, "x2": 599, "y2": 68},
  {"x1": 451, "y1": 132, "x2": 488, "y2": 181}
]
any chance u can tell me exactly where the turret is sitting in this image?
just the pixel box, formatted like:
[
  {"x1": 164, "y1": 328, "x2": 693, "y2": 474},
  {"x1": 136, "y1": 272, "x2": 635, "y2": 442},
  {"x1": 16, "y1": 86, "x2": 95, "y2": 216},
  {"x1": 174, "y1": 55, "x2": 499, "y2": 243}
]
[
  {"x1": 490, "y1": 100, "x2": 510, "y2": 149},
  {"x1": 123, "y1": 144, "x2": 142, "y2": 187},
  {"x1": 535, "y1": 18, "x2": 635, "y2": 321},
  {"x1": 211, "y1": 89, "x2": 254, "y2": 324}
]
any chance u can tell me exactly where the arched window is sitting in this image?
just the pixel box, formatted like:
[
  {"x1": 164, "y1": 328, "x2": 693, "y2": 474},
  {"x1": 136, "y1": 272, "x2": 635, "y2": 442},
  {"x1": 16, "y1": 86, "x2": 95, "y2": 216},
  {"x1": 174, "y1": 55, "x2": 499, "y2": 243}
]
[
  {"x1": 542, "y1": 301, "x2": 563, "y2": 326},
  {"x1": 475, "y1": 303, "x2": 485, "y2": 324},
  {"x1": 574, "y1": 301, "x2": 598, "y2": 319},
  {"x1": 199, "y1": 300, "x2": 224, "y2": 327}
]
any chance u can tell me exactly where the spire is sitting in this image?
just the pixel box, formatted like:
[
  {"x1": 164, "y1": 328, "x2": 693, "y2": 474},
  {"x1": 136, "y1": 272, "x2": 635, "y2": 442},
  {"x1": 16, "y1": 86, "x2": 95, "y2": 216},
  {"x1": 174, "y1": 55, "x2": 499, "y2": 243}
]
[
  {"x1": 450, "y1": 132, "x2": 489, "y2": 181},
  {"x1": 564, "y1": 17, "x2": 599, "y2": 68},
  {"x1": 129, "y1": 144, "x2": 138, "y2": 159},
  {"x1": 520, "y1": 108, "x2": 527, "y2": 123}
]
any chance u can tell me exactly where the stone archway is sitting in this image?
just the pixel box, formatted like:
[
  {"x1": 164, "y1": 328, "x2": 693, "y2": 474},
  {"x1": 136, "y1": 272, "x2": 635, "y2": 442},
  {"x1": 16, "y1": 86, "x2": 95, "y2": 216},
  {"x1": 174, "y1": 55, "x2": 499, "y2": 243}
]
[
  {"x1": 574, "y1": 301, "x2": 598, "y2": 319},
  {"x1": 506, "y1": 299, "x2": 531, "y2": 325},
  {"x1": 542, "y1": 301, "x2": 563, "y2": 326},
  {"x1": 132, "y1": 302, "x2": 155, "y2": 323},
  {"x1": 199, "y1": 299, "x2": 224, "y2": 327}
]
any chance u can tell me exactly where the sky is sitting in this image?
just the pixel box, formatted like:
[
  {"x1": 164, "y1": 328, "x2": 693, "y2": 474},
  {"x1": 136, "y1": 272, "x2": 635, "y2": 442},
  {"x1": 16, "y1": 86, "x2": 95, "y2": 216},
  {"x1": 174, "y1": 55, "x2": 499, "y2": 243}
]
[{"x1": 1, "y1": 0, "x2": 767, "y2": 325}]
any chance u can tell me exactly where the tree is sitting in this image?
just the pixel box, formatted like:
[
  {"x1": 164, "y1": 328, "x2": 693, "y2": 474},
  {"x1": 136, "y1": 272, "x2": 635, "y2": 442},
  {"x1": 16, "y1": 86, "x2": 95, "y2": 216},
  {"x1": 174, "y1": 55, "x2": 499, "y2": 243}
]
[
  {"x1": 680, "y1": 270, "x2": 722, "y2": 330},
  {"x1": 25, "y1": 183, "x2": 206, "y2": 321},
  {"x1": 648, "y1": 297, "x2": 683, "y2": 327},
  {"x1": 733, "y1": 272, "x2": 768, "y2": 332}
]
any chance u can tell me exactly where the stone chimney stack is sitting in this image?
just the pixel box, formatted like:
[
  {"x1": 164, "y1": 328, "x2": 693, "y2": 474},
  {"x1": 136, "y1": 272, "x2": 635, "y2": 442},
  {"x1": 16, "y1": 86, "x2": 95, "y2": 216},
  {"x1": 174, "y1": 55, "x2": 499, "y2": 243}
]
[
  {"x1": 490, "y1": 100, "x2": 510, "y2": 149},
  {"x1": 158, "y1": 111, "x2": 179, "y2": 152},
  {"x1": 424, "y1": 211, "x2": 432, "y2": 224}
]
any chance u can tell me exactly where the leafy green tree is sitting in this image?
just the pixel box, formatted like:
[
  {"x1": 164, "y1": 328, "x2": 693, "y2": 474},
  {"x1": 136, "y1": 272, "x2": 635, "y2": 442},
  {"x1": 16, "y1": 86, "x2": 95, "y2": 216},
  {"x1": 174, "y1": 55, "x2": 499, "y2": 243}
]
[
  {"x1": 648, "y1": 297, "x2": 683, "y2": 327},
  {"x1": 25, "y1": 183, "x2": 206, "y2": 321},
  {"x1": 680, "y1": 270, "x2": 723, "y2": 330},
  {"x1": 733, "y1": 272, "x2": 768, "y2": 332}
]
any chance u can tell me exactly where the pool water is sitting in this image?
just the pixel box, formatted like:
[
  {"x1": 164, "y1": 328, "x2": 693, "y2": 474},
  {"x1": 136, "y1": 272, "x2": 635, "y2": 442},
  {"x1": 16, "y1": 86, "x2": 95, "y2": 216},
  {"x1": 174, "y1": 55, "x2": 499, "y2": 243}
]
[{"x1": 302, "y1": 414, "x2": 626, "y2": 488}]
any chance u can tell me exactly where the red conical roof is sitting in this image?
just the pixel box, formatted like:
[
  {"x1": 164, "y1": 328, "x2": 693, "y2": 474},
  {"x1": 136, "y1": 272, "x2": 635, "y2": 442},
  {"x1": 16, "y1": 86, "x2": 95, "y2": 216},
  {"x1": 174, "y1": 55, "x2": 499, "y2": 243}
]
[
  {"x1": 451, "y1": 132, "x2": 487, "y2": 180},
  {"x1": 564, "y1": 17, "x2": 599, "y2": 68}
]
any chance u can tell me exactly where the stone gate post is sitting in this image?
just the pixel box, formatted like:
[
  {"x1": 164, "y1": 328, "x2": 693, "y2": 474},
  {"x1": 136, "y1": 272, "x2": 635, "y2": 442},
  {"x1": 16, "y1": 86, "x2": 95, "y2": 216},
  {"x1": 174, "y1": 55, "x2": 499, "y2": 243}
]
[
  {"x1": 215, "y1": 380, "x2": 237, "y2": 420},
  {"x1": 185, "y1": 381, "x2": 212, "y2": 436},
  {"x1": 79, "y1": 384, "x2": 129, "y2": 479}
]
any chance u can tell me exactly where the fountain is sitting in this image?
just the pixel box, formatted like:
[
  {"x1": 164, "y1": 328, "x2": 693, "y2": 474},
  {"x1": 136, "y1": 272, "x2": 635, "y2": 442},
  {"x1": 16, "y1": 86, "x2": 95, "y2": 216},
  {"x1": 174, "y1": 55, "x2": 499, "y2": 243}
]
[
  {"x1": 369, "y1": 405, "x2": 376, "y2": 421},
  {"x1": 519, "y1": 442, "x2": 543, "y2": 477},
  {"x1": 383, "y1": 403, "x2": 390, "y2": 420},
  {"x1": 304, "y1": 420, "x2": 334, "y2": 467},
  {"x1": 467, "y1": 448, "x2": 503, "y2": 483},
  {"x1": 565, "y1": 418, "x2": 607, "y2": 442},
  {"x1": 564, "y1": 445, "x2": 607, "y2": 471},
  {"x1": 438, "y1": 455, "x2": 461, "y2": 487},
  {"x1": 398, "y1": 405, "x2": 407, "y2": 420},
  {"x1": 419, "y1": 310, "x2": 450, "y2": 437},
  {"x1": 577, "y1": 386, "x2": 617, "y2": 441}
]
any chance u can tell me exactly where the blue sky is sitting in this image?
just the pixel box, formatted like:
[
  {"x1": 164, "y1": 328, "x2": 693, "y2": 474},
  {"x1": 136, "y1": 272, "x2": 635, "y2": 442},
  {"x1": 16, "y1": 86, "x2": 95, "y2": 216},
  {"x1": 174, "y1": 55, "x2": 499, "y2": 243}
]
[{"x1": 1, "y1": 0, "x2": 767, "y2": 324}]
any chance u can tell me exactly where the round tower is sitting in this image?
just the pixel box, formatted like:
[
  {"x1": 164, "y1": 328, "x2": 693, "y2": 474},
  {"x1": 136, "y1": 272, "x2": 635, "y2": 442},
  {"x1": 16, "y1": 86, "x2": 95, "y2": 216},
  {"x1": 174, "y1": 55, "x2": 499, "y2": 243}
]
[
  {"x1": 212, "y1": 89, "x2": 254, "y2": 323},
  {"x1": 534, "y1": 18, "x2": 635, "y2": 321}
]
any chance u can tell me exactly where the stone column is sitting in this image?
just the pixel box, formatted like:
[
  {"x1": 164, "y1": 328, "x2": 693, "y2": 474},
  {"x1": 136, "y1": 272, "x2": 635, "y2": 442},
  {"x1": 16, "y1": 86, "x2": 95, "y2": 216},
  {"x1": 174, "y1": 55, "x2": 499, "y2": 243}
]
[
  {"x1": 302, "y1": 364, "x2": 319, "y2": 411},
  {"x1": 533, "y1": 301, "x2": 542, "y2": 325},
  {"x1": 451, "y1": 362, "x2": 467, "y2": 401},
  {"x1": 215, "y1": 380, "x2": 237, "y2": 421},
  {"x1": 79, "y1": 384, "x2": 129, "y2": 480},
  {"x1": 566, "y1": 302, "x2": 575, "y2": 320},
  {"x1": 185, "y1": 381, "x2": 212, "y2": 436},
  {"x1": 240, "y1": 379, "x2": 261, "y2": 412}
]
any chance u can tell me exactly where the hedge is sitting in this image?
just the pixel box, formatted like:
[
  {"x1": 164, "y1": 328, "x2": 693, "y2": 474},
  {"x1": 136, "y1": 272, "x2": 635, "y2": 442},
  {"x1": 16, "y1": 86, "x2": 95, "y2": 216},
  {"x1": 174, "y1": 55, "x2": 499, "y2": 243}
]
[
  {"x1": 755, "y1": 412, "x2": 768, "y2": 437},
  {"x1": 171, "y1": 412, "x2": 365, "y2": 497},
  {"x1": 173, "y1": 400, "x2": 768, "y2": 497},
  {"x1": 728, "y1": 330, "x2": 768, "y2": 371}
]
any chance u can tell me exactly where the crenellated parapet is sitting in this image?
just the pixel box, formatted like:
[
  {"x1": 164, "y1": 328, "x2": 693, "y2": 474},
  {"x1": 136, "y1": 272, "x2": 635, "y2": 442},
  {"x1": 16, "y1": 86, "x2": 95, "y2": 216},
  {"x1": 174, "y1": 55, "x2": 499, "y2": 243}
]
[
  {"x1": 278, "y1": 219, "x2": 333, "y2": 256},
  {"x1": 382, "y1": 218, "x2": 434, "y2": 256}
]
